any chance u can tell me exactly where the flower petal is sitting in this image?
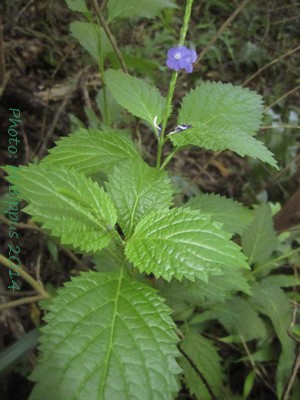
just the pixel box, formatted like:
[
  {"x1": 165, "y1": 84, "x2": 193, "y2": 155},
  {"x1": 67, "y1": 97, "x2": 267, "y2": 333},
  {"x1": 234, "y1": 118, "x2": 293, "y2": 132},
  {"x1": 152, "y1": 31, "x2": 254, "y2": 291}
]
[
  {"x1": 166, "y1": 58, "x2": 180, "y2": 71},
  {"x1": 190, "y1": 50, "x2": 197, "y2": 62},
  {"x1": 185, "y1": 63, "x2": 193, "y2": 73}
]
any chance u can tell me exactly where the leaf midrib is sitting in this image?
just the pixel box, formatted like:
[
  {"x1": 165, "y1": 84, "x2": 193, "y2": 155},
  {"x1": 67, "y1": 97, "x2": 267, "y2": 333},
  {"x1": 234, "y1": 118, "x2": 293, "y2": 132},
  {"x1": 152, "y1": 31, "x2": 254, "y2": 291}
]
[{"x1": 98, "y1": 267, "x2": 124, "y2": 399}]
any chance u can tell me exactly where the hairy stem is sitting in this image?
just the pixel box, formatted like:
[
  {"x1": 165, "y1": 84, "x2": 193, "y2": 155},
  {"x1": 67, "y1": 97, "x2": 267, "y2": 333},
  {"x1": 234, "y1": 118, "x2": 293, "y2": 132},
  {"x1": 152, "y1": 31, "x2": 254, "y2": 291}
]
[
  {"x1": 156, "y1": 0, "x2": 194, "y2": 168},
  {"x1": 156, "y1": 71, "x2": 177, "y2": 168}
]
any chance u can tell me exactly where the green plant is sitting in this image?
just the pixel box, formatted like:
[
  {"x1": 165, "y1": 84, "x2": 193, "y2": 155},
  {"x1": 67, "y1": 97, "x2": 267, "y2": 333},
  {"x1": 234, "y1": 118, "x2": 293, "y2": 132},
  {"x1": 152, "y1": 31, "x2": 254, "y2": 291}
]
[{"x1": 1, "y1": 0, "x2": 299, "y2": 399}]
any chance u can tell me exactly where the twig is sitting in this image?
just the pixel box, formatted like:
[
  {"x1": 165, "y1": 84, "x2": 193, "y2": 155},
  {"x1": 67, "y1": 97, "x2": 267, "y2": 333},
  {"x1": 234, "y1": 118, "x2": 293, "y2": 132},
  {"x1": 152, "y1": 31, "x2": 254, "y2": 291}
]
[
  {"x1": 242, "y1": 45, "x2": 300, "y2": 86},
  {"x1": 267, "y1": 3, "x2": 300, "y2": 12},
  {"x1": 12, "y1": 0, "x2": 34, "y2": 24},
  {"x1": 265, "y1": 85, "x2": 300, "y2": 112},
  {"x1": 282, "y1": 265, "x2": 300, "y2": 399},
  {"x1": 282, "y1": 349, "x2": 300, "y2": 400},
  {"x1": 35, "y1": 43, "x2": 78, "y2": 159},
  {"x1": 0, "y1": 290, "x2": 36, "y2": 297},
  {"x1": 261, "y1": 125, "x2": 300, "y2": 130},
  {"x1": 0, "y1": 215, "x2": 41, "y2": 231},
  {"x1": 0, "y1": 215, "x2": 89, "y2": 271},
  {"x1": 195, "y1": 0, "x2": 250, "y2": 65},
  {"x1": 63, "y1": 248, "x2": 89, "y2": 271},
  {"x1": 100, "y1": 0, "x2": 108, "y2": 12},
  {"x1": 270, "y1": 15, "x2": 300, "y2": 26},
  {"x1": 0, "y1": 254, "x2": 49, "y2": 299},
  {"x1": 35, "y1": 252, "x2": 43, "y2": 286},
  {"x1": 89, "y1": 0, "x2": 127, "y2": 73},
  {"x1": 36, "y1": 72, "x2": 82, "y2": 158},
  {"x1": 239, "y1": 335, "x2": 276, "y2": 394},
  {"x1": 0, "y1": 295, "x2": 45, "y2": 312}
]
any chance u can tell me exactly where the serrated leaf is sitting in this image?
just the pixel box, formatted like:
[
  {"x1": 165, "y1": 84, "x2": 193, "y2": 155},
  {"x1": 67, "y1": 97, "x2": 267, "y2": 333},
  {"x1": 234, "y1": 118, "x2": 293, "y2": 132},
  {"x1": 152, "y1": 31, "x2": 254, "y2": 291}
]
[
  {"x1": 170, "y1": 123, "x2": 278, "y2": 169},
  {"x1": 193, "y1": 298, "x2": 267, "y2": 341},
  {"x1": 185, "y1": 193, "x2": 253, "y2": 235},
  {"x1": 65, "y1": 0, "x2": 88, "y2": 12},
  {"x1": 241, "y1": 204, "x2": 278, "y2": 265},
  {"x1": 158, "y1": 267, "x2": 251, "y2": 314},
  {"x1": 108, "y1": 0, "x2": 177, "y2": 21},
  {"x1": 29, "y1": 271, "x2": 180, "y2": 400},
  {"x1": 106, "y1": 158, "x2": 174, "y2": 237},
  {"x1": 179, "y1": 357, "x2": 211, "y2": 400},
  {"x1": 178, "y1": 82, "x2": 263, "y2": 135},
  {"x1": 250, "y1": 282, "x2": 295, "y2": 397},
  {"x1": 3, "y1": 164, "x2": 117, "y2": 253},
  {"x1": 180, "y1": 327, "x2": 224, "y2": 399},
  {"x1": 173, "y1": 81, "x2": 278, "y2": 168},
  {"x1": 70, "y1": 22, "x2": 112, "y2": 62},
  {"x1": 105, "y1": 69, "x2": 165, "y2": 129},
  {"x1": 41, "y1": 128, "x2": 140, "y2": 175},
  {"x1": 125, "y1": 208, "x2": 249, "y2": 282}
]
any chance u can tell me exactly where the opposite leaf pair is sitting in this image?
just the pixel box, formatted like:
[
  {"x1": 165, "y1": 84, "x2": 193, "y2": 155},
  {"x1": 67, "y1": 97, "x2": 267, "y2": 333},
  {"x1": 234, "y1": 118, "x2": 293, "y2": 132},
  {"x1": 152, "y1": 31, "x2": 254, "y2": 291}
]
[{"x1": 105, "y1": 70, "x2": 278, "y2": 170}]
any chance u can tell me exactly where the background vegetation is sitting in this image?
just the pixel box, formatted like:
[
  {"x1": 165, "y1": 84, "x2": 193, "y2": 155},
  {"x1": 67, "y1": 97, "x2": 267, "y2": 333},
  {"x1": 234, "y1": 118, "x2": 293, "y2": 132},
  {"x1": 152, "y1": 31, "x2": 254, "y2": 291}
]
[{"x1": 0, "y1": 0, "x2": 299, "y2": 399}]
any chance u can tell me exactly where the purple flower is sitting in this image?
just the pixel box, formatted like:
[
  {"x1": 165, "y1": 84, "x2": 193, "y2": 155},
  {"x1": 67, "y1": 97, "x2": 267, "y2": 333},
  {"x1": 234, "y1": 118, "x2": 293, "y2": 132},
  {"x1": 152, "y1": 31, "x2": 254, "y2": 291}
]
[{"x1": 166, "y1": 46, "x2": 197, "y2": 73}]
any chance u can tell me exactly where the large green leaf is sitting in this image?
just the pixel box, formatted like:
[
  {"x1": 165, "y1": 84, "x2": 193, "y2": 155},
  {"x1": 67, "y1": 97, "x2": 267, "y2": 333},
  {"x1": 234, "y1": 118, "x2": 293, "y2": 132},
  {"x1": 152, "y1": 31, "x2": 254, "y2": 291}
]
[
  {"x1": 105, "y1": 69, "x2": 165, "y2": 130},
  {"x1": 125, "y1": 208, "x2": 249, "y2": 282},
  {"x1": 250, "y1": 282, "x2": 295, "y2": 397},
  {"x1": 3, "y1": 164, "x2": 117, "y2": 253},
  {"x1": 178, "y1": 82, "x2": 263, "y2": 136},
  {"x1": 29, "y1": 271, "x2": 180, "y2": 400},
  {"x1": 70, "y1": 22, "x2": 112, "y2": 62},
  {"x1": 169, "y1": 123, "x2": 278, "y2": 169},
  {"x1": 106, "y1": 158, "x2": 173, "y2": 237},
  {"x1": 108, "y1": 0, "x2": 177, "y2": 21},
  {"x1": 185, "y1": 193, "x2": 253, "y2": 235},
  {"x1": 172, "y1": 81, "x2": 278, "y2": 169},
  {"x1": 180, "y1": 327, "x2": 224, "y2": 400},
  {"x1": 241, "y1": 204, "x2": 278, "y2": 265},
  {"x1": 41, "y1": 129, "x2": 140, "y2": 175}
]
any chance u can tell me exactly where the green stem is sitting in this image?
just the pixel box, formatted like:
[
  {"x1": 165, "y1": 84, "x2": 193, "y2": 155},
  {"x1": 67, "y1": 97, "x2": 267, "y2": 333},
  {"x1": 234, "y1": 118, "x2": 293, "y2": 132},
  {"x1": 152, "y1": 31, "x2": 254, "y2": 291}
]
[
  {"x1": 179, "y1": 0, "x2": 194, "y2": 46},
  {"x1": 160, "y1": 147, "x2": 179, "y2": 170},
  {"x1": 156, "y1": 71, "x2": 177, "y2": 168},
  {"x1": 156, "y1": 0, "x2": 194, "y2": 168}
]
